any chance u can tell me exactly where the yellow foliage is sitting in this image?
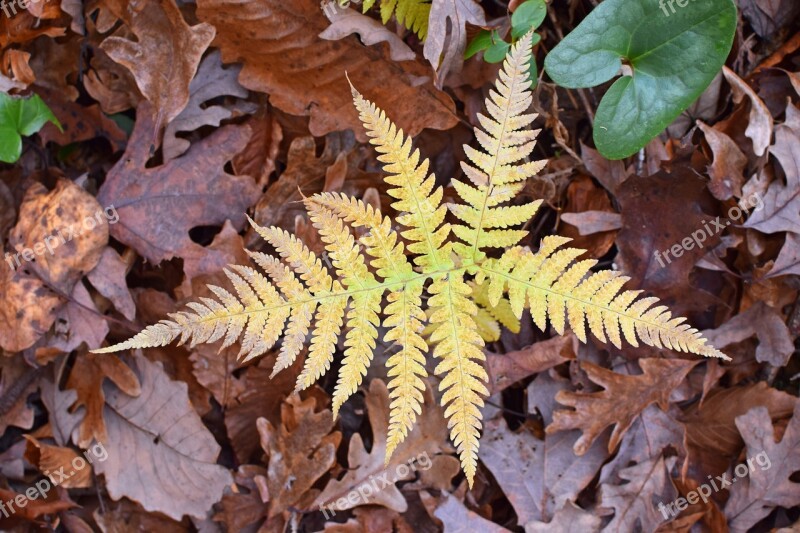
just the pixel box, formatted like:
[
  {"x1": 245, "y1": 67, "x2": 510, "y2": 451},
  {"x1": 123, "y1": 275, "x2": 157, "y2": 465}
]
[
  {"x1": 361, "y1": 0, "x2": 430, "y2": 40},
  {"x1": 93, "y1": 32, "x2": 728, "y2": 487}
]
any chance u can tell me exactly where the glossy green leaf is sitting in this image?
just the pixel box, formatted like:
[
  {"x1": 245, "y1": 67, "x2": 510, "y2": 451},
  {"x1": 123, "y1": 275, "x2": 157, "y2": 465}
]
[
  {"x1": 511, "y1": 0, "x2": 547, "y2": 39},
  {"x1": 0, "y1": 92, "x2": 61, "y2": 163},
  {"x1": 465, "y1": 29, "x2": 493, "y2": 59},
  {"x1": 543, "y1": 0, "x2": 736, "y2": 160},
  {"x1": 484, "y1": 35, "x2": 511, "y2": 63}
]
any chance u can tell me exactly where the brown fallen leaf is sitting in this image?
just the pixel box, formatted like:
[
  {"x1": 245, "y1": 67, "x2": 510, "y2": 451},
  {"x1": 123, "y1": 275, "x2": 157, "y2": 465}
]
[
  {"x1": 94, "y1": 353, "x2": 233, "y2": 520},
  {"x1": 0, "y1": 267, "x2": 62, "y2": 352},
  {"x1": 558, "y1": 175, "x2": 619, "y2": 258},
  {"x1": 481, "y1": 413, "x2": 608, "y2": 525},
  {"x1": 548, "y1": 359, "x2": 699, "y2": 455},
  {"x1": 679, "y1": 382, "x2": 796, "y2": 480},
  {"x1": 743, "y1": 103, "x2": 800, "y2": 234},
  {"x1": 259, "y1": 394, "x2": 341, "y2": 518},
  {"x1": 66, "y1": 352, "x2": 141, "y2": 448},
  {"x1": 23, "y1": 436, "x2": 92, "y2": 488},
  {"x1": 433, "y1": 492, "x2": 512, "y2": 532},
  {"x1": 423, "y1": 0, "x2": 486, "y2": 87},
  {"x1": 523, "y1": 501, "x2": 603, "y2": 532},
  {"x1": 697, "y1": 120, "x2": 746, "y2": 201},
  {"x1": 768, "y1": 232, "x2": 800, "y2": 278},
  {"x1": 701, "y1": 301, "x2": 794, "y2": 366},
  {"x1": 725, "y1": 401, "x2": 800, "y2": 532},
  {"x1": 163, "y1": 50, "x2": 252, "y2": 161},
  {"x1": 94, "y1": 499, "x2": 187, "y2": 532},
  {"x1": 8, "y1": 179, "x2": 109, "y2": 294},
  {"x1": 96, "y1": 103, "x2": 260, "y2": 265},
  {"x1": 232, "y1": 105, "x2": 283, "y2": 187},
  {"x1": 598, "y1": 456, "x2": 678, "y2": 532},
  {"x1": 86, "y1": 247, "x2": 136, "y2": 321},
  {"x1": 224, "y1": 354, "x2": 302, "y2": 464},
  {"x1": 0, "y1": 356, "x2": 37, "y2": 433},
  {"x1": 36, "y1": 88, "x2": 128, "y2": 152},
  {"x1": 722, "y1": 66, "x2": 774, "y2": 157},
  {"x1": 46, "y1": 281, "x2": 109, "y2": 352},
  {"x1": 100, "y1": 0, "x2": 216, "y2": 136},
  {"x1": 314, "y1": 380, "x2": 450, "y2": 514},
  {"x1": 213, "y1": 465, "x2": 271, "y2": 531},
  {"x1": 486, "y1": 334, "x2": 576, "y2": 394},
  {"x1": 320, "y1": 6, "x2": 416, "y2": 62},
  {"x1": 196, "y1": 0, "x2": 457, "y2": 138}
]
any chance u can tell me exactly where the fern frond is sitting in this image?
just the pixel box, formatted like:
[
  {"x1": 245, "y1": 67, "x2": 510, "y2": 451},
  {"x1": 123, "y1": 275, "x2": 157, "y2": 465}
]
[
  {"x1": 93, "y1": 33, "x2": 728, "y2": 492},
  {"x1": 479, "y1": 243, "x2": 728, "y2": 359},
  {"x1": 450, "y1": 31, "x2": 547, "y2": 264},
  {"x1": 350, "y1": 83, "x2": 453, "y2": 273},
  {"x1": 362, "y1": 0, "x2": 430, "y2": 40},
  {"x1": 428, "y1": 273, "x2": 487, "y2": 485}
]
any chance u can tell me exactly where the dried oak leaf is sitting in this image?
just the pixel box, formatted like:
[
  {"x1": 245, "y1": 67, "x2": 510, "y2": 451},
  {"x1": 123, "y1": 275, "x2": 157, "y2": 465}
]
[
  {"x1": 163, "y1": 49, "x2": 252, "y2": 161},
  {"x1": 259, "y1": 394, "x2": 341, "y2": 518},
  {"x1": 314, "y1": 379, "x2": 450, "y2": 514},
  {"x1": 743, "y1": 103, "x2": 800, "y2": 235},
  {"x1": 481, "y1": 414, "x2": 607, "y2": 524},
  {"x1": 0, "y1": 356, "x2": 37, "y2": 433},
  {"x1": 232, "y1": 105, "x2": 283, "y2": 187},
  {"x1": 195, "y1": 0, "x2": 456, "y2": 138},
  {"x1": 9, "y1": 179, "x2": 108, "y2": 293},
  {"x1": 23, "y1": 436, "x2": 92, "y2": 488},
  {"x1": 94, "y1": 353, "x2": 233, "y2": 521},
  {"x1": 94, "y1": 499, "x2": 187, "y2": 532},
  {"x1": 66, "y1": 352, "x2": 141, "y2": 448},
  {"x1": 547, "y1": 359, "x2": 699, "y2": 455},
  {"x1": 769, "y1": 232, "x2": 800, "y2": 278},
  {"x1": 725, "y1": 402, "x2": 800, "y2": 532},
  {"x1": 598, "y1": 456, "x2": 678, "y2": 532},
  {"x1": 558, "y1": 175, "x2": 619, "y2": 259},
  {"x1": 100, "y1": 0, "x2": 216, "y2": 133},
  {"x1": 96, "y1": 103, "x2": 260, "y2": 265}
]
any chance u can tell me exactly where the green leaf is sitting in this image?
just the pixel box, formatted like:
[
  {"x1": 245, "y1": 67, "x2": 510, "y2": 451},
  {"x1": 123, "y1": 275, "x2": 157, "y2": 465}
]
[
  {"x1": 543, "y1": 0, "x2": 736, "y2": 160},
  {"x1": 484, "y1": 35, "x2": 511, "y2": 63},
  {"x1": 511, "y1": 0, "x2": 547, "y2": 39},
  {"x1": 465, "y1": 30, "x2": 493, "y2": 59},
  {"x1": 0, "y1": 92, "x2": 62, "y2": 163}
]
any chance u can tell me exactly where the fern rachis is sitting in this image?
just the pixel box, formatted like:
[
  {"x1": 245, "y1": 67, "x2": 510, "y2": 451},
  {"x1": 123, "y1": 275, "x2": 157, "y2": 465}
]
[{"x1": 93, "y1": 32, "x2": 728, "y2": 487}]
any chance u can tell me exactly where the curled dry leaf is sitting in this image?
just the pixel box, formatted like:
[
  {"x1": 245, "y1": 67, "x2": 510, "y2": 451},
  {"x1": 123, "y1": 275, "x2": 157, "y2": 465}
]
[
  {"x1": 697, "y1": 120, "x2": 746, "y2": 201},
  {"x1": 100, "y1": 0, "x2": 216, "y2": 134},
  {"x1": 423, "y1": 0, "x2": 486, "y2": 87},
  {"x1": 196, "y1": 0, "x2": 457, "y2": 138},
  {"x1": 23, "y1": 436, "x2": 92, "y2": 488},
  {"x1": 320, "y1": 6, "x2": 417, "y2": 62},
  {"x1": 548, "y1": 359, "x2": 699, "y2": 455},
  {"x1": 722, "y1": 66, "x2": 774, "y2": 157}
]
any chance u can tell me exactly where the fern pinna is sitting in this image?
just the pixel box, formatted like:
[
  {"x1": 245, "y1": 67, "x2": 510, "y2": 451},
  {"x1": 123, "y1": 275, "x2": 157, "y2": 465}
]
[{"x1": 94, "y1": 32, "x2": 727, "y2": 487}]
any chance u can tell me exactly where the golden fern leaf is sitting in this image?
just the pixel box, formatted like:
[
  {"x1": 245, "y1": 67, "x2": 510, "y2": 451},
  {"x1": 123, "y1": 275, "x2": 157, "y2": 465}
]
[
  {"x1": 93, "y1": 31, "x2": 728, "y2": 490},
  {"x1": 450, "y1": 31, "x2": 547, "y2": 265},
  {"x1": 362, "y1": 0, "x2": 430, "y2": 39}
]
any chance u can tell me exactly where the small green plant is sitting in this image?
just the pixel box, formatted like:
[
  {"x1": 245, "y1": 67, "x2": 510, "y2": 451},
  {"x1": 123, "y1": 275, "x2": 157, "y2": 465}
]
[
  {"x1": 0, "y1": 92, "x2": 62, "y2": 164},
  {"x1": 544, "y1": 0, "x2": 736, "y2": 159},
  {"x1": 466, "y1": 0, "x2": 546, "y2": 82}
]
